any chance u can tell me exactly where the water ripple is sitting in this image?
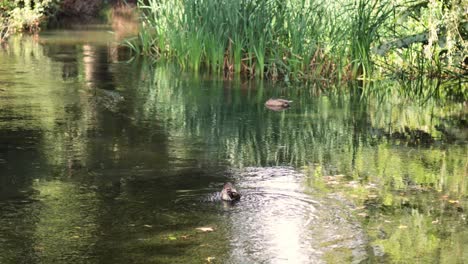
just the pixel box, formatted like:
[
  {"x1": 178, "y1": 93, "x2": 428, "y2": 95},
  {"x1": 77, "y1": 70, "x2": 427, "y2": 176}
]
[{"x1": 174, "y1": 166, "x2": 367, "y2": 263}]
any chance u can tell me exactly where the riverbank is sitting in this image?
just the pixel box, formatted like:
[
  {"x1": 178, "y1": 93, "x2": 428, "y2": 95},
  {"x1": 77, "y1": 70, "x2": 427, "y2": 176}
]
[
  {"x1": 0, "y1": 0, "x2": 137, "y2": 42},
  {"x1": 128, "y1": 0, "x2": 467, "y2": 89}
]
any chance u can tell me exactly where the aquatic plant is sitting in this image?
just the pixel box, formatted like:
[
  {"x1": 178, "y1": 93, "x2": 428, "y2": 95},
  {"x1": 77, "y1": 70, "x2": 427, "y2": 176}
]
[
  {"x1": 370, "y1": 0, "x2": 467, "y2": 88},
  {"x1": 0, "y1": 17, "x2": 9, "y2": 43},
  {"x1": 131, "y1": 0, "x2": 333, "y2": 79},
  {"x1": 347, "y1": 0, "x2": 393, "y2": 80},
  {"x1": 129, "y1": 0, "x2": 467, "y2": 101},
  {"x1": 0, "y1": 0, "x2": 61, "y2": 34}
]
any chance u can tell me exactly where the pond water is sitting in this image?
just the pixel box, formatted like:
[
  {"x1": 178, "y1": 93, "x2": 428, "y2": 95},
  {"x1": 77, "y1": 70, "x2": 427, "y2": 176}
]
[{"x1": 0, "y1": 27, "x2": 467, "y2": 263}]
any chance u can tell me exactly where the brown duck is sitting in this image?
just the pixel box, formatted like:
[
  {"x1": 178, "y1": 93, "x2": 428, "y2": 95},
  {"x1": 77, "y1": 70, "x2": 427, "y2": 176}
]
[
  {"x1": 265, "y1": 99, "x2": 292, "y2": 109},
  {"x1": 221, "y1": 182, "x2": 241, "y2": 201}
]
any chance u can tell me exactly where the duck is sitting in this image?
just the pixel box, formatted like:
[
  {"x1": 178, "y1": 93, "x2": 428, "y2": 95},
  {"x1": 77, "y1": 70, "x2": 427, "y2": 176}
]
[
  {"x1": 265, "y1": 98, "x2": 292, "y2": 108},
  {"x1": 221, "y1": 182, "x2": 241, "y2": 201}
]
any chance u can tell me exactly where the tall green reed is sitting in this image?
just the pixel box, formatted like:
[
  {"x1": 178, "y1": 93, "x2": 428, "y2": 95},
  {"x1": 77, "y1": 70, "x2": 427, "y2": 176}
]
[
  {"x1": 132, "y1": 0, "x2": 466, "y2": 101},
  {"x1": 347, "y1": 0, "x2": 393, "y2": 81},
  {"x1": 133, "y1": 0, "x2": 334, "y2": 79}
]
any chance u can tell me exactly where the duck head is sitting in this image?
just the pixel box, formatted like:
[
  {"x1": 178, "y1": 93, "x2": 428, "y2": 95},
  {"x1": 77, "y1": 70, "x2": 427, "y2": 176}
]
[{"x1": 221, "y1": 182, "x2": 241, "y2": 201}]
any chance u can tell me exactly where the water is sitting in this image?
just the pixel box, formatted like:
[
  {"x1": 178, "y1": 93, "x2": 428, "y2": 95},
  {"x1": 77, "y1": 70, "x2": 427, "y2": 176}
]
[{"x1": 0, "y1": 27, "x2": 467, "y2": 263}]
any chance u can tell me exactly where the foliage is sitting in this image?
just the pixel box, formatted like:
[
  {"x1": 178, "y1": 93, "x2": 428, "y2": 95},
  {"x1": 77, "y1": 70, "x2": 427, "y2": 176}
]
[
  {"x1": 0, "y1": 0, "x2": 15, "y2": 12},
  {"x1": 129, "y1": 0, "x2": 467, "y2": 101},
  {"x1": 0, "y1": 1, "x2": 11, "y2": 42},
  {"x1": 0, "y1": 0, "x2": 61, "y2": 35},
  {"x1": 129, "y1": 0, "x2": 336, "y2": 81},
  {"x1": 347, "y1": 0, "x2": 394, "y2": 79},
  {"x1": 372, "y1": 0, "x2": 468, "y2": 85},
  {"x1": 0, "y1": 16, "x2": 8, "y2": 42}
]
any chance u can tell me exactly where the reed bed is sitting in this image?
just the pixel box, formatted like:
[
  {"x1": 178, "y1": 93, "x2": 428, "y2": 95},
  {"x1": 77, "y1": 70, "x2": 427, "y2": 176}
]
[
  {"x1": 129, "y1": 0, "x2": 346, "y2": 81},
  {"x1": 128, "y1": 0, "x2": 467, "y2": 100},
  {"x1": 128, "y1": 0, "x2": 404, "y2": 81}
]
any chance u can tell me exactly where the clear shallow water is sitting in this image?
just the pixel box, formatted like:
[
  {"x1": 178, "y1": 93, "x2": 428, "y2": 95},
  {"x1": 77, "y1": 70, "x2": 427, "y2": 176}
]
[{"x1": 0, "y1": 28, "x2": 467, "y2": 263}]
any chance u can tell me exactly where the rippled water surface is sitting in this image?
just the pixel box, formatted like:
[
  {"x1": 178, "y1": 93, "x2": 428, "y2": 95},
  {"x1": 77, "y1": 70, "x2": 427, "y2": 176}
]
[{"x1": 0, "y1": 28, "x2": 467, "y2": 263}]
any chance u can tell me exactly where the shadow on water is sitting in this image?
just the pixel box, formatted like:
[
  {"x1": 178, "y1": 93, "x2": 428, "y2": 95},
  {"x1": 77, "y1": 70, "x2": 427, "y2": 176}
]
[{"x1": 0, "y1": 27, "x2": 466, "y2": 263}]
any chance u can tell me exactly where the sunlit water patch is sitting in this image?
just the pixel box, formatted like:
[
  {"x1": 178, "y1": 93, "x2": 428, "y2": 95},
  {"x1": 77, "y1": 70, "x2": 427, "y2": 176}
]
[{"x1": 173, "y1": 167, "x2": 368, "y2": 263}]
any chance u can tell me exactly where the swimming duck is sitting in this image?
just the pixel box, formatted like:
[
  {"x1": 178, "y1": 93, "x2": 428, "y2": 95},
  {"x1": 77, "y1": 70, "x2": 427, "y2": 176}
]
[
  {"x1": 265, "y1": 99, "x2": 292, "y2": 108},
  {"x1": 221, "y1": 182, "x2": 241, "y2": 201}
]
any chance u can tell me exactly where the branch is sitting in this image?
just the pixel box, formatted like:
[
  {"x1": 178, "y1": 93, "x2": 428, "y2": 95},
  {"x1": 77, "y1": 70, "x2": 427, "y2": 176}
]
[{"x1": 373, "y1": 22, "x2": 468, "y2": 56}]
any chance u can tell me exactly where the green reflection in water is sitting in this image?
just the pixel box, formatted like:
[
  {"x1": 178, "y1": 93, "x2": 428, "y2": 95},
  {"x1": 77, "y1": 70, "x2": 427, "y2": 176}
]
[
  {"x1": 33, "y1": 180, "x2": 99, "y2": 263},
  {"x1": 0, "y1": 30, "x2": 466, "y2": 263},
  {"x1": 131, "y1": 63, "x2": 467, "y2": 262}
]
